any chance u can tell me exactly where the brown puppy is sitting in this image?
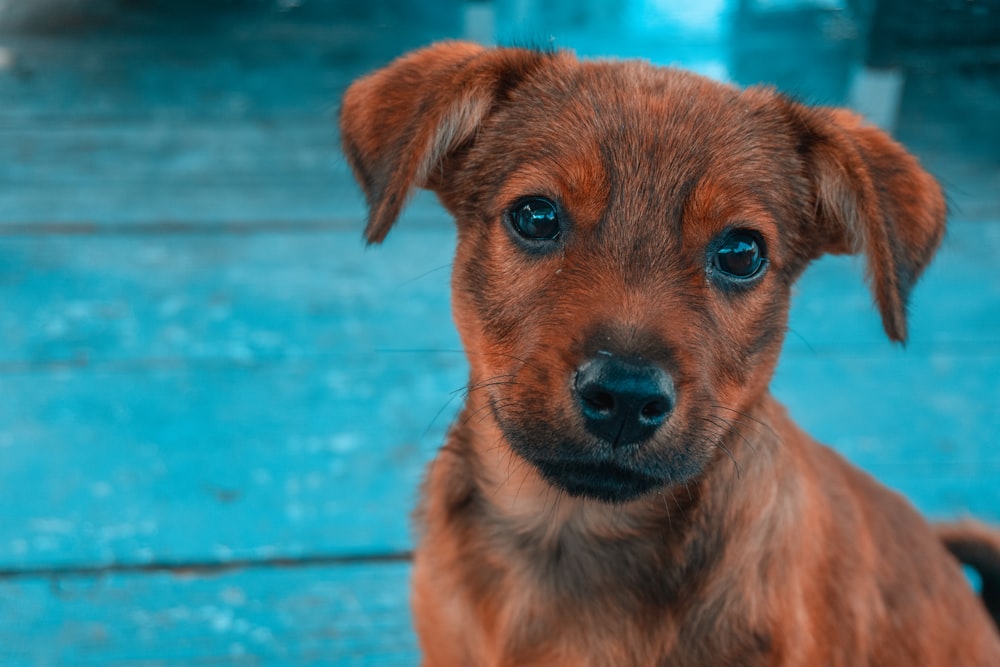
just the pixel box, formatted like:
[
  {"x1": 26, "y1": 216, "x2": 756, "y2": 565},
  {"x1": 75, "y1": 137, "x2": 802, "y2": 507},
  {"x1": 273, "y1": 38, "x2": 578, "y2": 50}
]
[{"x1": 340, "y1": 42, "x2": 1000, "y2": 666}]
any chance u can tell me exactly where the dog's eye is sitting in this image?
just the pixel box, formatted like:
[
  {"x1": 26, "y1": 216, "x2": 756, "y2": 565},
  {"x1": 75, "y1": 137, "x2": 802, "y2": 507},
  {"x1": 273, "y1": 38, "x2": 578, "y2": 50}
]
[
  {"x1": 712, "y1": 230, "x2": 767, "y2": 280},
  {"x1": 508, "y1": 197, "x2": 561, "y2": 241}
]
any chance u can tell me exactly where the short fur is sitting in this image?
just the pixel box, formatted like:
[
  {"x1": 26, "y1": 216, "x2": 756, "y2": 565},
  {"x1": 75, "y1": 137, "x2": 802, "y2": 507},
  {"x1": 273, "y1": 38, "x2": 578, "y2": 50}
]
[{"x1": 340, "y1": 42, "x2": 1000, "y2": 666}]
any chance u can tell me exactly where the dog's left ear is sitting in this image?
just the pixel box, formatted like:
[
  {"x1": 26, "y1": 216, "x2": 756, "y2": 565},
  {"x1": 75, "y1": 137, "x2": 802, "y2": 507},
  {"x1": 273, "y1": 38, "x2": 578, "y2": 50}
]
[
  {"x1": 789, "y1": 104, "x2": 946, "y2": 343},
  {"x1": 340, "y1": 41, "x2": 549, "y2": 244}
]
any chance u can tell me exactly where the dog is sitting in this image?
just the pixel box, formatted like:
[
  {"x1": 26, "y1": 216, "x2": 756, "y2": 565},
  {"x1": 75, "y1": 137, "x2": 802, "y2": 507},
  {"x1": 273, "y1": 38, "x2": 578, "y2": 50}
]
[{"x1": 340, "y1": 42, "x2": 1000, "y2": 666}]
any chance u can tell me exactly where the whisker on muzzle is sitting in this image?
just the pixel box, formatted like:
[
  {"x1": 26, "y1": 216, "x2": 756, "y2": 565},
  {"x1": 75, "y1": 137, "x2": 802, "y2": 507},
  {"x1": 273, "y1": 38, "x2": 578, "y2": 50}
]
[
  {"x1": 698, "y1": 415, "x2": 745, "y2": 478},
  {"x1": 660, "y1": 491, "x2": 674, "y2": 533},
  {"x1": 478, "y1": 350, "x2": 534, "y2": 367},
  {"x1": 457, "y1": 376, "x2": 517, "y2": 396},
  {"x1": 710, "y1": 404, "x2": 780, "y2": 446},
  {"x1": 426, "y1": 375, "x2": 516, "y2": 436},
  {"x1": 458, "y1": 397, "x2": 505, "y2": 427}
]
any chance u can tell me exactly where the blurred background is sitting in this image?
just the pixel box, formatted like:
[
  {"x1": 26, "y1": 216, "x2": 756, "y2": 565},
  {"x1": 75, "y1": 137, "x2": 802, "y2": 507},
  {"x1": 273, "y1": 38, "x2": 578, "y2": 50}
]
[{"x1": 0, "y1": 0, "x2": 997, "y2": 664}]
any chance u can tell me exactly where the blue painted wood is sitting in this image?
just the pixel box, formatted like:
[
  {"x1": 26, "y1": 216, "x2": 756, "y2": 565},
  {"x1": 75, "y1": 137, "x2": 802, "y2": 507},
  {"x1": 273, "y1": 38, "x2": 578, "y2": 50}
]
[
  {"x1": 773, "y1": 354, "x2": 1000, "y2": 522},
  {"x1": 0, "y1": 561, "x2": 417, "y2": 666},
  {"x1": 0, "y1": 221, "x2": 997, "y2": 569},
  {"x1": 0, "y1": 225, "x2": 459, "y2": 365},
  {"x1": 0, "y1": 354, "x2": 465, "y2": 569},
  {"x1": 0, "y1": 17, "x2": 453, "y2": 229},
  {"x1": 0, "y1": 2, "x2": 995, "y2": 663},
  {"x1": 0, "y1": 16, "x2": 454, "y2": 121},
  {"x1": 0, "y1": 222, "x2": 996, "y2": 366},
  {"x1": 0, "y1": 124, "x2": 348, "y2": 185},
  {"x1": 785, "y1": 220, "x2": 1000, "y2": 350},
  {"x1": 0, "y1": 125, "x2": 452, "y2": 225},
  {"x1": 1, "y1": 335, "x2": 995, "y2": 569}
]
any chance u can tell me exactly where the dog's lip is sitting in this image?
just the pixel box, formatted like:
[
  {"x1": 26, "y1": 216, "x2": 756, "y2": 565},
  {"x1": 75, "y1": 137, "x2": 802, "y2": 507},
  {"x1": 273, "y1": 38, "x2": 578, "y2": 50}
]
[{"x1": 532, "y1": 457, "x2": 665, "y2": 503}]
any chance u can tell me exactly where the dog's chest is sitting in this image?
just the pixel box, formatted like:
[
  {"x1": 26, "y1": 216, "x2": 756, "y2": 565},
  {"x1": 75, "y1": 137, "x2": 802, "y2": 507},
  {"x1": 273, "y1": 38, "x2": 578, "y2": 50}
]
[
  {"x1": 477, "y1": 571, "x2": 773, "y2": 667},
  {"x1": 470, "y1": 531, "x2": 771, "y2": 666}
]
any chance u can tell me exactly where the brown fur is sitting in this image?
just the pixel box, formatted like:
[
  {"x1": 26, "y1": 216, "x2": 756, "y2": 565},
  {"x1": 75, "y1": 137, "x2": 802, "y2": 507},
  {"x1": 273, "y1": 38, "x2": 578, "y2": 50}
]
[{"x1": 340, "y1": 42, "x2": 1000, "y2": 666}]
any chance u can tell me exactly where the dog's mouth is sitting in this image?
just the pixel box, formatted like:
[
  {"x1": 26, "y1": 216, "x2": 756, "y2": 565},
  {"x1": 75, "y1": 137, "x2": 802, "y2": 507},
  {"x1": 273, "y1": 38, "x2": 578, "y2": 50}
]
[
  {"x1": 490, "y1": 392, "x2": 711, "y2": 504},
  {"x1": 531, "y1": 457, "x2": 666, "y2": 503}
]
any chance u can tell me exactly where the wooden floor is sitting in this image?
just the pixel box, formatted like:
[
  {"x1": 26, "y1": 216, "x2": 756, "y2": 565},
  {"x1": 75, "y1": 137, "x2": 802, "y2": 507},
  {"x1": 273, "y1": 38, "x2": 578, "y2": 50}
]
[{"x1": 1, "y1": 1, "x2": 998, "y2": 664}]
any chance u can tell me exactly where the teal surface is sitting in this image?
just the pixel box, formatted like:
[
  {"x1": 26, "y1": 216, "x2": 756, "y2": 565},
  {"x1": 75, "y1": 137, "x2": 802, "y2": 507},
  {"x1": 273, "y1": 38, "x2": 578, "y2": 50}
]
[
  {"x1": 1, "y1": 1, "x2": 998, "y2": 664},
  {"x1": 2, "y1": 561, "x2": 415, "y2": 666}
]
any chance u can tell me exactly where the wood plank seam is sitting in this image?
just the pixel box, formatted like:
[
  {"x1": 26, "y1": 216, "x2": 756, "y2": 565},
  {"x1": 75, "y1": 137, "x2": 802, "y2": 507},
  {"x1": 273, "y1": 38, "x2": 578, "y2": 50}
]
[{"x1": 0, "y1": 550, "x2": 413, "y2": 580}]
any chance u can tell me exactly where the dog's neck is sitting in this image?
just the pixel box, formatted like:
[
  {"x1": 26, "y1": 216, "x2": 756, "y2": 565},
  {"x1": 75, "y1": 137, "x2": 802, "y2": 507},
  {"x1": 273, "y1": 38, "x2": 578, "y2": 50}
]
[
  {"x1": 466, "y1": 416, "x2": 698, "y2": 546},
  {"x1": 444, "y1": 391, "x2": 786, "y2": 560},
  {"x1": 421, "y1": 392, "x2": 806, "y2": 658}
]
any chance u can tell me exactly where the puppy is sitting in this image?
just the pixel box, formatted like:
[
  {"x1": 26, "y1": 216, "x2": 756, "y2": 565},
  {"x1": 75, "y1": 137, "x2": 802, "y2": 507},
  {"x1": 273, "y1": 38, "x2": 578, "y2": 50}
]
[{"x1": 340, "y1": 42, "x2": 1000, "y2": 666}]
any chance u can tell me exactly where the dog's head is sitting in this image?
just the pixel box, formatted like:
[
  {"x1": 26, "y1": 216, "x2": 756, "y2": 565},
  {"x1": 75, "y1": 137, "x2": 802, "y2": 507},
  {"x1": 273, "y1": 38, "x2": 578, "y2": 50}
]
[{"x1": 341, "y1": 43, "x2": 945, "y2": 503}]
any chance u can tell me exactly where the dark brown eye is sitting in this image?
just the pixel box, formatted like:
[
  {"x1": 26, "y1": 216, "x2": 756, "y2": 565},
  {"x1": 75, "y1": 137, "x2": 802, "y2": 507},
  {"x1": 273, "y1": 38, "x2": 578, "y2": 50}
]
[
  {"x1": 508, "y1": 197, "x2": 561, "y2": 241},
  {"x1": 713, "y1": 230, "x2": 767, "y2": 280}
]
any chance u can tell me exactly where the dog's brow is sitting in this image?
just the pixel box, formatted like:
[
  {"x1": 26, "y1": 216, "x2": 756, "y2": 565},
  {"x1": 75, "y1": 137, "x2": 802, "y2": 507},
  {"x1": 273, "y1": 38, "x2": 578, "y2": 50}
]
[
  {"x1": 671, "y1": 175, "x2": 701, "y2": 236},
  {"x1": 596, "y1": 138, "x2": 702, "y2": 242}
]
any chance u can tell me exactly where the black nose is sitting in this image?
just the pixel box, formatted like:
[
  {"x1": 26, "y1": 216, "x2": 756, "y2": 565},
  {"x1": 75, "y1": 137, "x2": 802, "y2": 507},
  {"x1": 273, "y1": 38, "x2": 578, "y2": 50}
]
[{"x1": 573, "y1": 355, "x2": 675, "y2": 447}]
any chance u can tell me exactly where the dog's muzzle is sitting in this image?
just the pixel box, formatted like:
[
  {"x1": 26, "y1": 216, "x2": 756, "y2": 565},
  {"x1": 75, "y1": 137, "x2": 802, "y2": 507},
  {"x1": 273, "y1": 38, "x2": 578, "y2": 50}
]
[{"x1": 573, "y1": 353, "x2": 675, "y2": 447}]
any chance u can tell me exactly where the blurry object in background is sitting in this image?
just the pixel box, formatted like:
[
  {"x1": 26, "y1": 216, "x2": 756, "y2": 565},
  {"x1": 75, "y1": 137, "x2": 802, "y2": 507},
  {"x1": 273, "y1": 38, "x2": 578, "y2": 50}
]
[
  {"x1": 0, "y1": 0, "x2": 461, "y2": 34},
  {"x1": 0, "y1": 0, "x2": 250, "y2": 33},
  {"x1": 627, "y1": 0, "x2": 728, "y2": 33},
  {"x1": 861, "y1": 0, "x2": 1000, "y2": 68},
  {"x1": 463, "y1": 1, "x2": 496, "y2": 44},
  {"x1": 845, "y1": 0, "x2": 1000, "y2": 133},
  {"x1": 500, "y1": 0, "x2": 625, "y2": 34},
  {"x1": 847, "y1": 66, "x2": 904, "y2": 130},
  {"x1": 0, "y1": 0, "x2": 113, "y2": 31},
  {"x1": 0, "y1": 43, "x2": 14, "y2": 68},
  {"x1": 730, "y1": 0, "x2": 857, "y2": 104}
]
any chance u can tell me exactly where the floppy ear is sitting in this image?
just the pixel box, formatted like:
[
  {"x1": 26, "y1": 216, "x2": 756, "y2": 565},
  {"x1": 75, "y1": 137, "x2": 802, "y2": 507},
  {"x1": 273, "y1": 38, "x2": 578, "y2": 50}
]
[
  {"x1": 339, "y1": 41, "x2": 548, "y2": 244},
  {"x1": 792, "y1": 105, "x2": 946, "y2": 343}
]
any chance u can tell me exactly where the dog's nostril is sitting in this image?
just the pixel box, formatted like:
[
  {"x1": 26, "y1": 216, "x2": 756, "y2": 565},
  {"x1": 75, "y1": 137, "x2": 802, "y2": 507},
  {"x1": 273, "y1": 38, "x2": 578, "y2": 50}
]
[
  {"x1": 581, "y1": 389, "x2": 615, "y2": 415},
  {"x1": 640, "y1": 399, "x2": 670, "y2": 422}
]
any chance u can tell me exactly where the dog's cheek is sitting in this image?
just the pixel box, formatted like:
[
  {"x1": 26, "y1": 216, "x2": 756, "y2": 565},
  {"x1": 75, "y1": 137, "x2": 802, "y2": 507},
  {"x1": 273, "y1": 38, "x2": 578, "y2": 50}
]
[
  {"x1": 707, "y1": 282, "x2": 791, "y2": 412},
  {"x1": 452, "y1": 234, "x2": 513, "y2": 383},
  {"x1": 453, "y1": 228, "x2": 554, "y2": 381}
]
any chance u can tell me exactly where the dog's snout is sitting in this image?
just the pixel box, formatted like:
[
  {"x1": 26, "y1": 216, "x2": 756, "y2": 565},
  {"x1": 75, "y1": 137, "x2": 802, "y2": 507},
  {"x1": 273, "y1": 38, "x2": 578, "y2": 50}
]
[{"x1": 574, "y1": 355, "x2": 675, "y2": 446}]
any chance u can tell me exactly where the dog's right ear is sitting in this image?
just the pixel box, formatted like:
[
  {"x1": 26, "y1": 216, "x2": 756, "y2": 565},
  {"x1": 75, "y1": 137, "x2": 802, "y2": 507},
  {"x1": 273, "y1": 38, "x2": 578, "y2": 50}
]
[
  {"x1": 340, "y1": 41, "x2": 547, "y2": 244},
  {"x1": 785, "y1": 103, "x2": 947, "y2": 343}
]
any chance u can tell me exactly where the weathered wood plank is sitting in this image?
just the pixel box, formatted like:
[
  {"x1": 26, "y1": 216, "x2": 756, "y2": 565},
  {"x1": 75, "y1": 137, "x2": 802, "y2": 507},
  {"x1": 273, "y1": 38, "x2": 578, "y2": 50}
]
[
  {"x1": 0, "y1": 13, "x2": 453, "y2": 121},
  {"x1": 0, "y1": 222, "x2": 996, "y2": 366},
  {"x1": 0, "y1": 124, "x2": 348, "y2": 186},
  {"x1": 0, "y1": 223, "x2": 458, "y2": 366},
  {"x1": 0, "y1": 184, "x2": 369, "y2": 227},
  {"x1": 0, "y1": 123, "x2": 452, "y2": 225},
  {"x1": 0, "y1": 354, "x2": 465, "y2": 570},
  {"x1": 0, "y1": 560, "x2": 417, "y2": 666},
  {"x1": 1, "y1": 222, "x2": 998, "y2": 569},
  {"x1": 0, "y1": 383, "x2": 992, "y2": 667},
  {"x1": 787, "y1": 219, "x2": 1000, "y2": 350},
  {"x1": 0, "y1": 11, "x2": 456, "y2": 230},
  {"x1": 1, "y1": 346, "x2": 996, "y2": 570},
  {"x1": 773, "y1": 355, "x2": 1000, "y2": 522}
]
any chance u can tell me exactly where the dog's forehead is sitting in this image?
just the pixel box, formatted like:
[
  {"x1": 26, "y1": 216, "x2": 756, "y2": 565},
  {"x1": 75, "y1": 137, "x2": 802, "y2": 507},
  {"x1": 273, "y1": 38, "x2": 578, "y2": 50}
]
[
  {"x1": 476, "y1": 58, "x2": 795, "y2": 238},
  {"x1": 494, "y1": 59, "x2": 778, "y2": 162}
]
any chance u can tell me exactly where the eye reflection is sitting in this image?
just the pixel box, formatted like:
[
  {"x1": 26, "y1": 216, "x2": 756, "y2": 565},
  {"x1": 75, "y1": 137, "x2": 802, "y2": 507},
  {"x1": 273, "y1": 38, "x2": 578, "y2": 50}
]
[{"x1": 509, "y1": 197, "x2": 561, "y2": 241}]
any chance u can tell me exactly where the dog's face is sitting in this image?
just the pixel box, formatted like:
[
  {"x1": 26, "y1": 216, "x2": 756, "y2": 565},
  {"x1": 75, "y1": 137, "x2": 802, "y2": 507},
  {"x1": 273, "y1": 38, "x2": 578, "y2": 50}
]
[
  {"x1": 440, "y1": 64, "x2": 808, "y2": 502},
  {"x1": 341, "y1": 43, "x2": 945, "y2": 503}
]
